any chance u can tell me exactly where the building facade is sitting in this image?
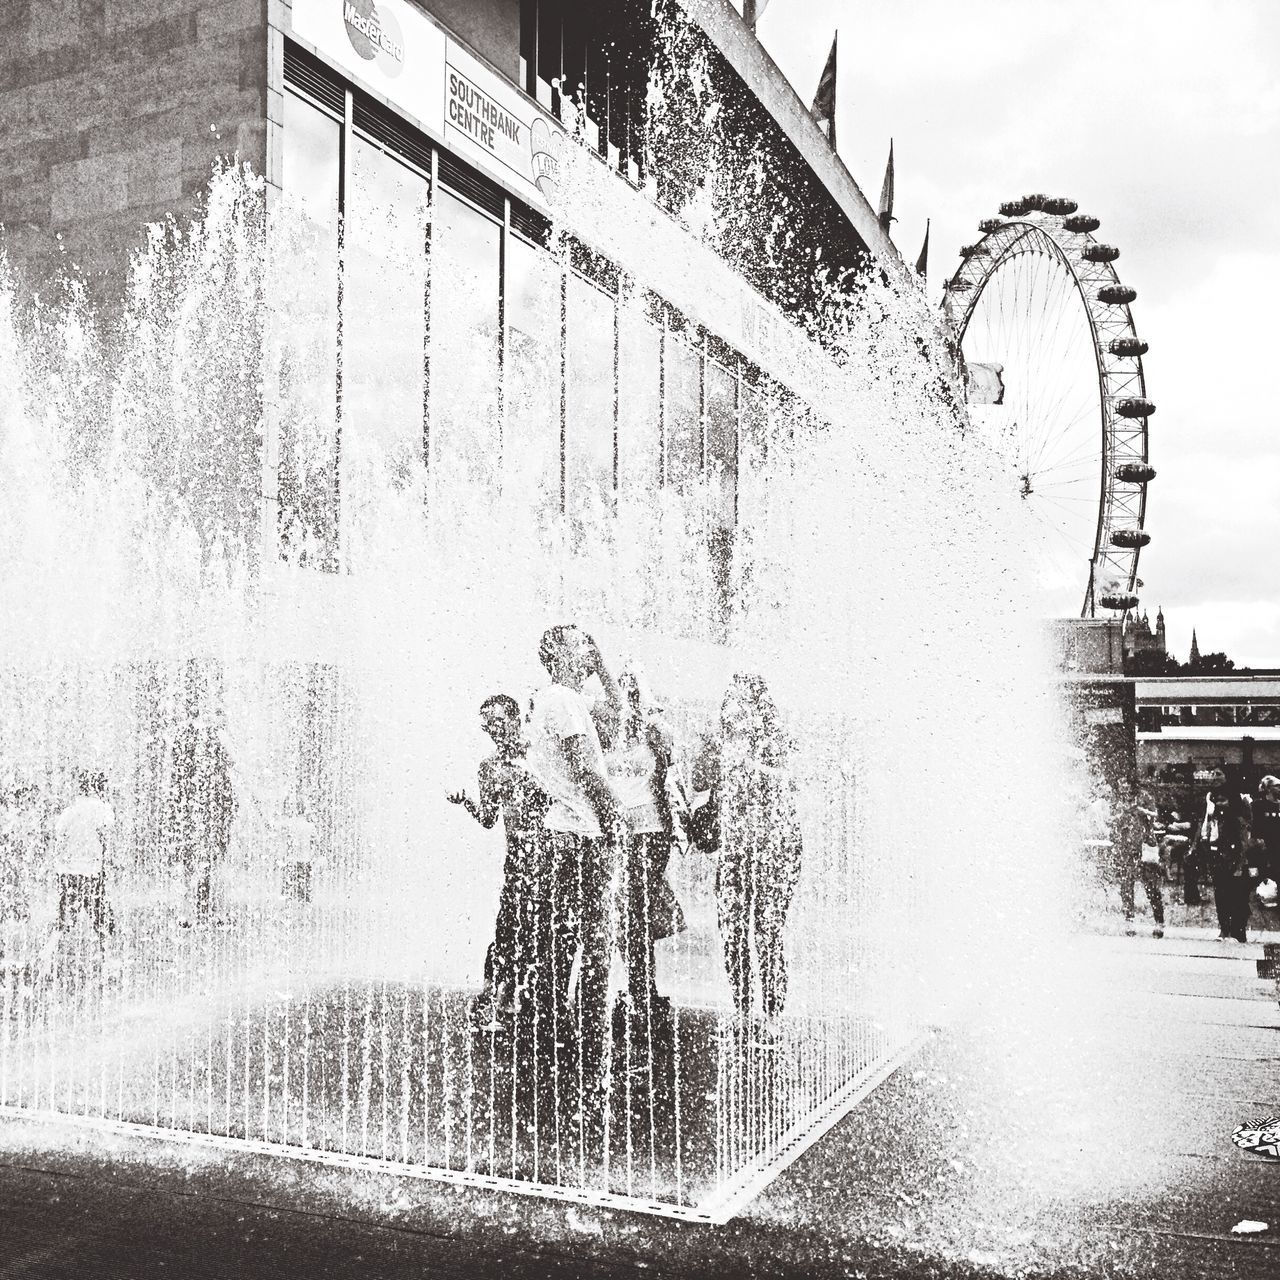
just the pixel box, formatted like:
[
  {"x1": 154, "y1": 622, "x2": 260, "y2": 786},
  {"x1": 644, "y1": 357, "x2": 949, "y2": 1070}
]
[{"x1": 1, "y1": 0, "x2": 932, "y2": 1224}]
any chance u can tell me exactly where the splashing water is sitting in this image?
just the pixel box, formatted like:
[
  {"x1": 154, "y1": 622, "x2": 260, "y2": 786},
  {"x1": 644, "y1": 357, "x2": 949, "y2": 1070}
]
[{"x1": 0, "y1": 66, "x2": 1071, "y2": 1218}]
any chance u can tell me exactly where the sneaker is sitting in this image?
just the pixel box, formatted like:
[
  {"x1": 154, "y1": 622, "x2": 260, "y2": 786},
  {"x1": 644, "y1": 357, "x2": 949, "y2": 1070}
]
[{"x1": 1152, "y1": 927, "x2": 1164, "y2": 939}]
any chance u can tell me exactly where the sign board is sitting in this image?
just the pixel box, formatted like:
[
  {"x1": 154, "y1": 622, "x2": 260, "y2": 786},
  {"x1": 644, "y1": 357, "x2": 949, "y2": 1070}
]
[
  {"x1": 290, "y1": 0, "x2": 562, "y2": 208},
  {"x1": 288, "y1": 0, "x2": 812, "y2": 397},
  {"x1": 1084, "y1": 705, "x2": 1125, "y2": 726}
]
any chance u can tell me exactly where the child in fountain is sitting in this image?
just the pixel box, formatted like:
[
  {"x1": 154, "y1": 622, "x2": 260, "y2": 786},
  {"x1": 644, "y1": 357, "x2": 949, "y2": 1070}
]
[
  {"x1": 52, "y1": 771, "x2": 116, "y2": 945},
  {"x1": 448, "y1": 694, "x2": 550, "y2": 1029}
]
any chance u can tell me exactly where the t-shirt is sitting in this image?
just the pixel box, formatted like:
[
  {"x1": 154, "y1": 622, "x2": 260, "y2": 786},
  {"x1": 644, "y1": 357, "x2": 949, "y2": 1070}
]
[
  {"x1": 527, "y1": 683, "x2": 610, "y2": 837},
  {"x1": 607, "y1": 740, "x2": 664, "y2": 834},
  {"x1": 54, "y1": 796, "x2": 115, "y2": 877}
]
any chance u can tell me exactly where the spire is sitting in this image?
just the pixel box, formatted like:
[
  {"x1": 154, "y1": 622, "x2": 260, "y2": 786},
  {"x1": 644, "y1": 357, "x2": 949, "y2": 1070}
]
[
  {"x1": 1190, "y1": 628, "x2": 1201, "y2": 665},
  {"x1": 878, "y1": 139, "x2": 895, "y2": 233},
  {"x1": 914, "y1": 218, "x2": 930, "y2": 278},
  {"x1": 810, "y1": 34, "x2": 838, "y2": 150}
]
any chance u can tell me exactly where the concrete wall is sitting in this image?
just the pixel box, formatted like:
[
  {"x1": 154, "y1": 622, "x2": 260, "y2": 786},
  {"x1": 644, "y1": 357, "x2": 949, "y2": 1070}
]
[
  {"x1": 415, "y1": 0, "x2": 521, "y2": 80},
  {"x1": 0, "y1": 0, "x2": 269, "y2": 298}
]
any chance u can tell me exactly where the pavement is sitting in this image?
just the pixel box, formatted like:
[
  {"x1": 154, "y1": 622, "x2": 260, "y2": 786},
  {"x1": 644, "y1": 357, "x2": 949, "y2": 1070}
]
[{"x1": 1, "y1": 914, "x2": 1278, "y2": 1278}]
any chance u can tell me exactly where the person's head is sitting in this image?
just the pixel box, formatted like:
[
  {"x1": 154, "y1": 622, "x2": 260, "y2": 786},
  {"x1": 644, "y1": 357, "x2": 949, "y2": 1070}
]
[
  {"x1": 1116, "y1": 776, "x2": 1135, "y2": 800},
  {"x1": 538, "y1": 624, "x2": 590, "y2": 689},
  {"x1": 480, "y1": 694, "x2": 522, "y2": 747},
  {"x1": 76, "y1": 770, "x2": 95, "y2": 797},
  {"x1": 92, "y1": 771, "x2": 108, "y2": 798},
  {"x1": 1209, "y1": 768, "x2": 1227, "y2": 791},
  {"x1": 1260, "y1": 775, "x2": 1280, "y2": 799},
  {"x1": 720, "y1": 673, "x2": 785, "y2": 761}
]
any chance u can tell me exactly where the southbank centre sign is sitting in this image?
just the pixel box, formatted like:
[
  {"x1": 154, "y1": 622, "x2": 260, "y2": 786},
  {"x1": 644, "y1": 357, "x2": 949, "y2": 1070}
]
[{"x1": 291, "y1": 0, "x2": 562, "y2": 206}]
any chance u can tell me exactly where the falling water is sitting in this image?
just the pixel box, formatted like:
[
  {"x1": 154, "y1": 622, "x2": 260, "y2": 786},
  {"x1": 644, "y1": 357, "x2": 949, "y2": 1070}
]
[{"x1": 0, "y1": 41, "x2": 1070, "y2": 1220}]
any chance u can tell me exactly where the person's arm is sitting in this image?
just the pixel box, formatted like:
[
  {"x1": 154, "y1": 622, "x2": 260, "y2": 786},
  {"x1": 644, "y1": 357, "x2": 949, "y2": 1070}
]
[
  {"x1": 447, "y1": 762, "x2": 500, "y2": 829},
  {"x1": 581, "y1": 634, "x2": 622, "y2": 750},
  {"x1": 562, "y1": 735, "x2": 622, "y2": 832}
]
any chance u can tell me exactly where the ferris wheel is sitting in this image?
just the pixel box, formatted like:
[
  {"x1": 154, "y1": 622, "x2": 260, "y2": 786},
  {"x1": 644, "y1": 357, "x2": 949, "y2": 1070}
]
[{"x1": 943, "y1": 194, "x2": 1155, "y2": 619}]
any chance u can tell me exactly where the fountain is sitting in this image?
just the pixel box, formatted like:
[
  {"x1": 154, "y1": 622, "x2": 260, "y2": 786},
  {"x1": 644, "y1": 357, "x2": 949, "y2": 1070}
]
[{"x1": 0, "y1": 19, "x2": 1067, "y2": 1224}]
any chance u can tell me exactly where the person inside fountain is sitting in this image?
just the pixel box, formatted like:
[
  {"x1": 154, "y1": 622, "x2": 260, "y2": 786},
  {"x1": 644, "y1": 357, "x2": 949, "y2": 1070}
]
[
  {"x1": 692, "y1": 674, "x2": 803, "y2": 1045},
  {"x1": 525, "y1": 624, "x2": 625, "y2": 1148},
  {"x1": 447, "y1": 693, "x2": 549, "y2": 1031},
  {"x1": 52, "y1": 770, "x2": 116, "y2": 948},
  {"x1": 607, "y1": 668, "x2": 685, "y2": 1034}
]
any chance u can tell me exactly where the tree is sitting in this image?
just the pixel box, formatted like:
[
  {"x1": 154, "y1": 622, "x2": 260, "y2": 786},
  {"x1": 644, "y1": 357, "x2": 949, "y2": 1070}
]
[
  {"x1": 1124, "y1": 649, "x2": 1183, "y2": 677},
  {"x1": 1187, "y1": 651, "x2": 1235, "y2": 674}
]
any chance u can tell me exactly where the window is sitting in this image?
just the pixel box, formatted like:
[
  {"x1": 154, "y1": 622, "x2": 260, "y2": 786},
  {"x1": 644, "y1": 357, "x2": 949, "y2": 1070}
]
[
  {"x1": 278, "y1": 90, "x2": 341, "y2": 569},
  {"x1": 565, "y1": 271, "x2": 616, "y2": 525},
  {"x1": 617, "y1": 293, "x2": 661, "y2": 506},
  {"x1": 429, "y1": 189, "x2": 501, "y2": 496},
  {"x1": 342, "y1": 136, "x2": 429, "y2": 557},
  {"x1": 505, "y1": 232, "x2": 562, "y2": 522},
  {"x1": 705, "y1": 358, "x2": 737, "y2": 532},
  {"x1": 665, "y1": 336, "x2": 701, "y2": 494}
]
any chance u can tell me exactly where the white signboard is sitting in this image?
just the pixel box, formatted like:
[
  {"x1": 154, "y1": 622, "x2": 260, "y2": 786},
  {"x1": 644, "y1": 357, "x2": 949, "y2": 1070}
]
[{"x1": 290, "y1": 0, "x2": 561, "y2": 209}]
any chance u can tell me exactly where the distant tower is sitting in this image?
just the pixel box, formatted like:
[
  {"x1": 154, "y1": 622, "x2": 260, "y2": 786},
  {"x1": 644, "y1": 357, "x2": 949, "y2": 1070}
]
[
  {"x1": 1190, "y1": 628, "x2": 1201, "y2": 666},
  {"x1": 1155, "y1": 606, "x2": 1166, "y2": 650}
]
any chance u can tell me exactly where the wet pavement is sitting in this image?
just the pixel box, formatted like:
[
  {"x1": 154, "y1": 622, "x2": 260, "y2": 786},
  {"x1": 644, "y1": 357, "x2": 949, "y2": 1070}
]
[{"x1": 1, "y1": 922, "x2": 1278, "y2": 1278}]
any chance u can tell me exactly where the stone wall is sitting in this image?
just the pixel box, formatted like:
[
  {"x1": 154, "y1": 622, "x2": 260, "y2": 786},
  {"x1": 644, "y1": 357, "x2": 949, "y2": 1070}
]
[{"x1": 0, "y1": 0, "x2": 269, "y2": 298}]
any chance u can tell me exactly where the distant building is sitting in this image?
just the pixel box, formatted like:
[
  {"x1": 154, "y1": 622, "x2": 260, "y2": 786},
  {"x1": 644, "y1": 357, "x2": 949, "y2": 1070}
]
[{"x1": 1122, "y1": 606, "x2": 1167, "y2": 664}]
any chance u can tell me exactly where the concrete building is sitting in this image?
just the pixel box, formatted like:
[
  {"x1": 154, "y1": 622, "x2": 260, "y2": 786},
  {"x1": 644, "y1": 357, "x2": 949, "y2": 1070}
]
[{"x1": 1135, "y1": 675, "x2": 1280, "y2": 805}]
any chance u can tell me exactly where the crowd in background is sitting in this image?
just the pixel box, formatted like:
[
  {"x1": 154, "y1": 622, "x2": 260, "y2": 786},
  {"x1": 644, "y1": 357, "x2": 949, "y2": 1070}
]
[{"x1": 1081, "y1": 768, "x2": 1280, "y2": 943}]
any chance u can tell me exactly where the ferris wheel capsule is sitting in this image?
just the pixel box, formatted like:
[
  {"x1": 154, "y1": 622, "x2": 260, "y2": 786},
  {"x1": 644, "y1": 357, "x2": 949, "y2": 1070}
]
[
  {"x1": 1099, "y1": 591, "x2": 1141, "y2": 611},
  {"x1": 978, "y1": 218, "x2": 1003, "y2": 233},
  {"x1": 1110, "y1": 529, "x2": 1152, "y2": 548},
  {"x1": 1098, "y1": 283, "x2": 1137, "y2": 305},
  {"x1": 1000, "y1": 199, "x2": 1031, "y2": 217},
  {"x1": 1022, "y1": 193, "x2": 1050, "y2": 211},
  {"x1": 959, "y1": 243, "x2": 986, "y2": 259},
  {"x1": 1063, "y1": 214, "x2": 1100, "y2": 233},
  {"x1": 1042, "y1": 197, "x2": 1078, "y2": 215},
  {"x1": 1116, "y1": 397, "x2": 1155, "y2": 418},
  {"x1": 1081, "y1": 243, "x2": 1120, "y2": 263},
  {"x1": 1115, "y1": 463, "x2": 1157, "y2": 483},
  {"x1": 1108, "y1": 337, "x2": 1148, "y2": 357}
]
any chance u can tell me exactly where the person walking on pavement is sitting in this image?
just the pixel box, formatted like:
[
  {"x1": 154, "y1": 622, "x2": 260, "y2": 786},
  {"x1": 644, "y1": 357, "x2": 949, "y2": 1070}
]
[
  {"x1": 1251, "y1": 775, "x2": 1280, "y2": 887},
  {"x1": 1191, "y1": 779, "x2": 1253, "y2": 943},
  {"x1": 1113, "y1": 777, "x2": 1165, "y2": 938}
]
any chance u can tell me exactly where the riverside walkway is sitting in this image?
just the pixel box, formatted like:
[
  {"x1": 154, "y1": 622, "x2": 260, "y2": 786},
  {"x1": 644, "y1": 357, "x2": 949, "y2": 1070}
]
[{"x1": 0, "y1": 922, "x2": 1277, "y2": 1278}]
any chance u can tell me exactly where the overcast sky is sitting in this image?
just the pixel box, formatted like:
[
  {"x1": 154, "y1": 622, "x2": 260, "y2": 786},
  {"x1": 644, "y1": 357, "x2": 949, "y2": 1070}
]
[{"x1": 753, "y1": 0, "x2": 1280, "y2": 666}]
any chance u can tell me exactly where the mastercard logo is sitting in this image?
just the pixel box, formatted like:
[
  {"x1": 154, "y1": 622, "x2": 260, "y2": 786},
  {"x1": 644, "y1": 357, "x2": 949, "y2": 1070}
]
[{"x1": 343, "y1": 0, "x2": 404, "y2": 79}]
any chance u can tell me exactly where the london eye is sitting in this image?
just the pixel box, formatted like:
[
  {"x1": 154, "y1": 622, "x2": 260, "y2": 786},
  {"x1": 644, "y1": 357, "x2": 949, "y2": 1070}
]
[{"x1": 943, "y1": 195, "x2": 1155, "y2": 618}]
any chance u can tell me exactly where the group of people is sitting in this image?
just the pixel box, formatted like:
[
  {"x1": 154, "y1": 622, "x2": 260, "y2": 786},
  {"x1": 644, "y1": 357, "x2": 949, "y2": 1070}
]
[
  {"x1": 446, "y1": 623, "x2": 805, "y2": 1117},
  {"x1": 1084, "y1": 768, "x2": 1280, "y2": 943}
]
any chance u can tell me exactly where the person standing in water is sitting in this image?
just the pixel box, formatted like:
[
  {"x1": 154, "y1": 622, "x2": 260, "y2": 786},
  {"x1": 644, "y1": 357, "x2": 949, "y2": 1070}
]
[
  {"x1": 693, "y1": 674, "x2": 803, "y2": 1042},
  {"x1": 448, "y1": 693, "x2": 549, "y2": 1029},
  {"x1": 525, "y1": 624, "x2": 624, "y2": 1155},
  {"x1": 607, "y1": 669, "x2": 685, "y2": 1029}
]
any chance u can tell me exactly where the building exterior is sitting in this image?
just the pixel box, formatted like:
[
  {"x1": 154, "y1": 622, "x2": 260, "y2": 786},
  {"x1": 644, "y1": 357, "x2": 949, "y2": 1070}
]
[
  {"x1": 1122, "y1": 605, "x2": 1167, "y2": 665},
  {"x1": 1135, "y1": 675, "x2": 1280, "y2": 814},
  {"x1": 0, "y1": 0, "x2": 927, "y2": 1225}
]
